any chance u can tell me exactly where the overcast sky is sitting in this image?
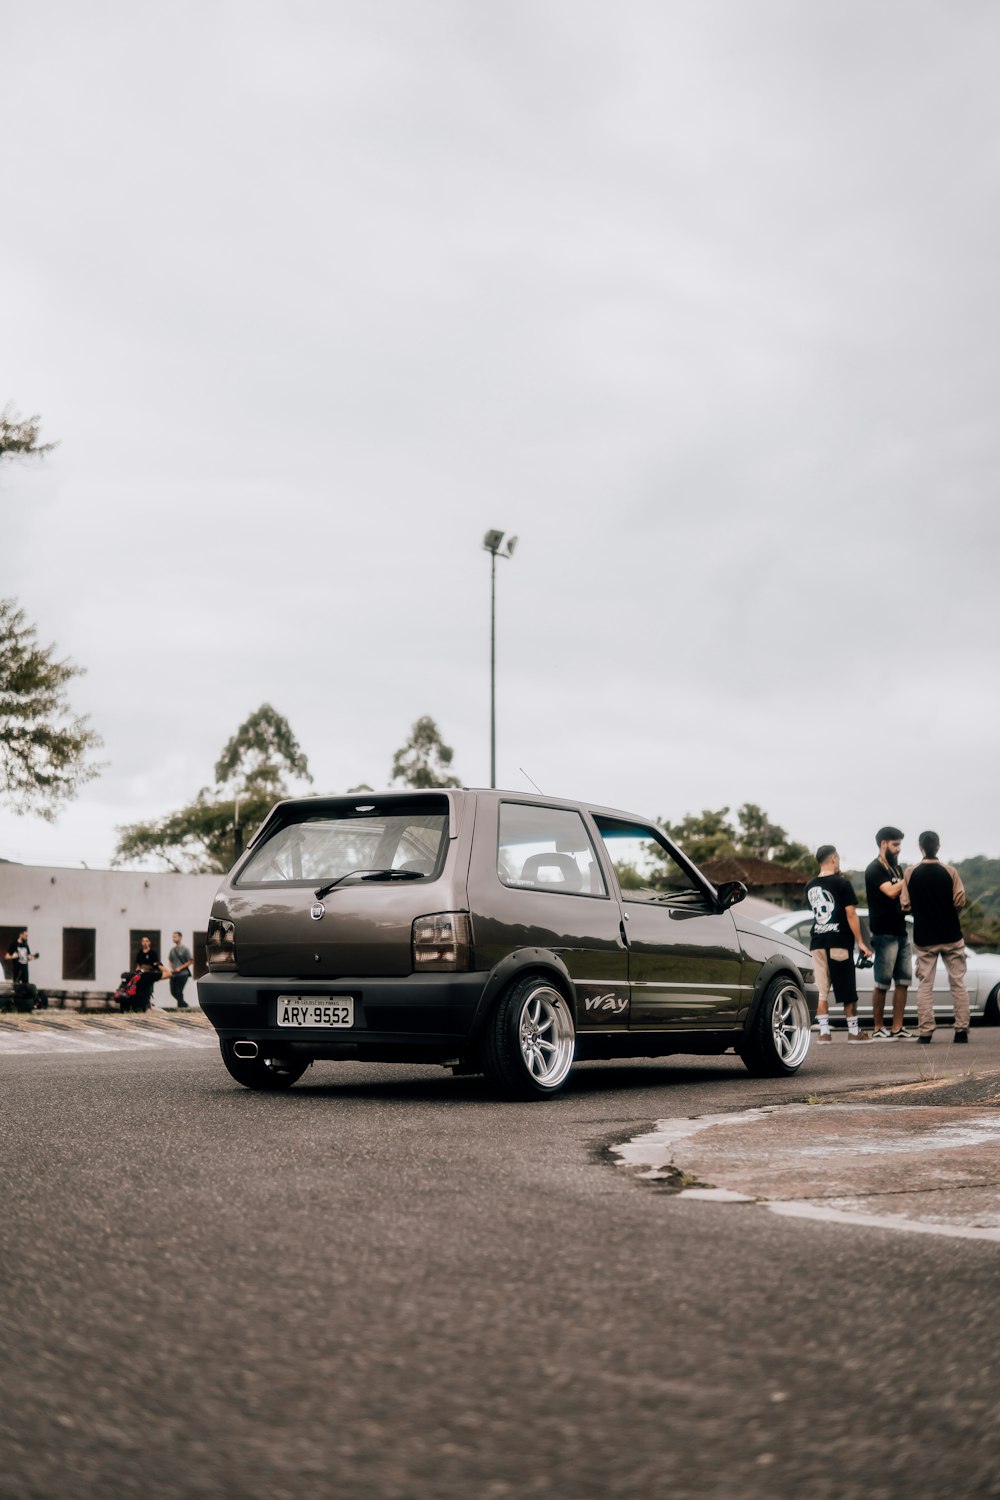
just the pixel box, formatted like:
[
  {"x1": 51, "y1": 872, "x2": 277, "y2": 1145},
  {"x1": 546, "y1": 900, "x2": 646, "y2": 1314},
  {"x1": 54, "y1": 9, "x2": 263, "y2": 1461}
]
[{"x1": 3, "y1": 0, "x2": 998, "y2": 876}]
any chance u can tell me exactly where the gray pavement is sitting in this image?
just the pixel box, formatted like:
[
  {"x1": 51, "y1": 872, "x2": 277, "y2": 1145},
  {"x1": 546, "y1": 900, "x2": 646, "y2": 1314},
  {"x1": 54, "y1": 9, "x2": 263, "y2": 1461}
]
[
  {"x1": 3, "y1": 1014, "x2": 999, "y2": 1235},
  {"x1": 610, "y1": 1029, "x2": 1000, "y2": 1238},
  {"x1": 2, "y1": 1022, "x2": 1000, "y2": 1499},
  {"x1": 614, "y1": 1092, "x2": 1000, "y2": 1238}
]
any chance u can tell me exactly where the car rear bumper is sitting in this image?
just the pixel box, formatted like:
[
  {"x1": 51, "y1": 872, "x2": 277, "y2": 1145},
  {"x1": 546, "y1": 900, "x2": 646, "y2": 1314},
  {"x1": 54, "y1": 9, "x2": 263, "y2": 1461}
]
[{"x1": 197, "y1": 971, "x2": 489, "y2": 1059}]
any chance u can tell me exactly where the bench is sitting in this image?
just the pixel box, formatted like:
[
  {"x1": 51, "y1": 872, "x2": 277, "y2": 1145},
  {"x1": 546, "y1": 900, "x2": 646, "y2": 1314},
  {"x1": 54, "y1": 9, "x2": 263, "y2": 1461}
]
[{"x1": 0, "y1": 983, "x2": 118, "y2": 1013}]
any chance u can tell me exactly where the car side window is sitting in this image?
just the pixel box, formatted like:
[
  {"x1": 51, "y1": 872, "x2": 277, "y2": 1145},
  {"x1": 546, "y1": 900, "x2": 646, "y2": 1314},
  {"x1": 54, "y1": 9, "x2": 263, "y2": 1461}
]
[
  {"x1": 790, "y1": 918, "x2": 813, "y2": 946},
  {"x1": 498, "y1": 803, "x2": 607, "y2": 897},
  {"x1": 593, "y1": 817, "x2": 710, "y2": 907}
]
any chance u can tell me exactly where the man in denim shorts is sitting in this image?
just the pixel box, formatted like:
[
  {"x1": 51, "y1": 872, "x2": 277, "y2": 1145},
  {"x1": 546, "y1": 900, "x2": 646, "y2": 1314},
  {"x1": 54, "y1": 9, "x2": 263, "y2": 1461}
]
[{"x1": 864, "y1": 826, "x2": 914, "y2": 1039}]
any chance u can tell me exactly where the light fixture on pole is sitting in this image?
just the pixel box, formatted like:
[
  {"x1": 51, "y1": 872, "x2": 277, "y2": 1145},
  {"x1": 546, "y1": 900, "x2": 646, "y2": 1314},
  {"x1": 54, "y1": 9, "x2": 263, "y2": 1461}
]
[{"x1": 482, "y1": 529, "x2": 518, "y2": 789}]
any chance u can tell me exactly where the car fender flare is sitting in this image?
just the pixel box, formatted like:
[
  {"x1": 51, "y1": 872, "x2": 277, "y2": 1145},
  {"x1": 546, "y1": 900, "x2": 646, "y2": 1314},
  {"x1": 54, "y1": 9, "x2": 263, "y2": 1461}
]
[
  {"x1": 469, "y1": 948, "x2": 577, "y2": 1037},
  {"x1": 742, "y1": 955, "x2": 816, "y2": 1031}
]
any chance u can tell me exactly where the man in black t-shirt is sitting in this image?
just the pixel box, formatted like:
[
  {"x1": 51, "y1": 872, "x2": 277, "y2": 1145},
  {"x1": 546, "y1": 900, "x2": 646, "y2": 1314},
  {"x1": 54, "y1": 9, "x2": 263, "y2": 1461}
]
[
  {"x1": 4, "y1": 929, "x2": 38, "y2": 985},
  {"x1": 864, "y1": 825, "x2": 913, "y2": 1040},
  {"x1": 902, "y1": 830, "x2": 969, "y2": 1043},
  {"x1": 806, "y1": 845, "x2": 874, "y2": 1043}
]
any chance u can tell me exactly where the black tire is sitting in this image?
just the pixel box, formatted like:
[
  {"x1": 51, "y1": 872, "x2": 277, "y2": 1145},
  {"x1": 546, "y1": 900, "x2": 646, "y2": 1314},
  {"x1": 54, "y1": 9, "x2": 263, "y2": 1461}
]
[
  {"x1": 482, "y1": 975, "x2": 576, "y2": 1099},
  {"x1": 984, "y1": 984, "x2": 1000, "y2": 1026},
  {"x1": 219, "y1": 1039, "x2": 310, "y2": 1091},
  {"x1": 740, "y1": 976, "x2": 812, "y2": 1077}
]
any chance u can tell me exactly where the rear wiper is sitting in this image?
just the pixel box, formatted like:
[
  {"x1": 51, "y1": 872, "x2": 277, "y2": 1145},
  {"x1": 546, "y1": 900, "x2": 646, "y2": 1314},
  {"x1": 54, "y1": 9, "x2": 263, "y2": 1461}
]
[{"x1": 314, "y1": 868, "x2": 424, "y2": 899}]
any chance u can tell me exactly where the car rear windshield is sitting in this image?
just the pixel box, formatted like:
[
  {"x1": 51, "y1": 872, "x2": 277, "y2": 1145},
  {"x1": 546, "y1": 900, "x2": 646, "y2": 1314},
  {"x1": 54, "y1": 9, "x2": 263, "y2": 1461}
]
[{"x1": 234, "y1": 798, "x2": 450, "y2": 887}]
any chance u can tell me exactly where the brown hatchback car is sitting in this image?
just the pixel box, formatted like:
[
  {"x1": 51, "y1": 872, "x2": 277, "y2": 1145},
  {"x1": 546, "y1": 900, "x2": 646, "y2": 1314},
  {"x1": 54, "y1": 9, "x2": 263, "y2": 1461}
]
[{"x1": 199, "y1": 789, "x2": 817, "y2": 1098}]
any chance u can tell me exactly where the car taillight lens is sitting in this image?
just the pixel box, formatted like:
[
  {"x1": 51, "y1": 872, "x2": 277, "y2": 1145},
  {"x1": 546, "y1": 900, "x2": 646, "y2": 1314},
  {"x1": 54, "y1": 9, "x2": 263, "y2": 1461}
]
[
  {"x1": 412, "y1": 912, "x2": 472, "y2": 971},
  {"x1": 206, "y1": 917, "x2": 237, "y2": 971}
]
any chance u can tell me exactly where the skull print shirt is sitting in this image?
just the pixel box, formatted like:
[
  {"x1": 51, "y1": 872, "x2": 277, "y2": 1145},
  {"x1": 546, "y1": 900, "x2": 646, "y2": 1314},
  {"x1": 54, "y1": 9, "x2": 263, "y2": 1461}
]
[{"x1": 805, "y1": 874, "x2": 859, "y2": 950}]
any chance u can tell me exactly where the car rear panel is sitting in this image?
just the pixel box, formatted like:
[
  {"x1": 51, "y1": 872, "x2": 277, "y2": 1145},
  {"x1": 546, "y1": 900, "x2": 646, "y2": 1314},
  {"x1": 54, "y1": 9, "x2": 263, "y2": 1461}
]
[
  {"x1": 222, "y1": 884, "x2": 444, "y2": 978},
  {"x1": 198, "y1": 789, "x2": 483, "y2": 1052},
  {"x1": 198, "y1": 972, "x2": 487, "y2": 1052}
]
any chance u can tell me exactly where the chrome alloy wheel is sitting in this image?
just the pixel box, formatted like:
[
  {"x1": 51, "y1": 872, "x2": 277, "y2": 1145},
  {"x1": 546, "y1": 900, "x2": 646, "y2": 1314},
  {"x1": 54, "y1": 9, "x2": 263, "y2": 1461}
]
[
  {"x1": 770, "y1": 982, "x2": 811, "y2": 1067},
  {"x1": 517, "y1": 984, "x2": 575, "y2": 1089}
]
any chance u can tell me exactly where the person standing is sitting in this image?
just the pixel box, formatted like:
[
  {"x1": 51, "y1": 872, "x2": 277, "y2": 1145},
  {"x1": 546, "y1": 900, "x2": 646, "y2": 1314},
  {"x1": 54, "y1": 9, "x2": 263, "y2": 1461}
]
[
  {"x1": 864, "y1": 826, "x2": 914, "y2": 1040},
  {"x1": 168, "y1": 931, "x2": 193, "y2": 1008},
  {"x1": 806, "y1": 845, "x2": 874, "y2": 1043},
  {"x1": 902, "y1": 831, "x2": 970, "y2": 1043},
  {"x1": 131, "y1": 935, "x2": 162, "y2": 1013},
  {"x1": 4, "y1": 930, "x2": 38, "y2": 984}
]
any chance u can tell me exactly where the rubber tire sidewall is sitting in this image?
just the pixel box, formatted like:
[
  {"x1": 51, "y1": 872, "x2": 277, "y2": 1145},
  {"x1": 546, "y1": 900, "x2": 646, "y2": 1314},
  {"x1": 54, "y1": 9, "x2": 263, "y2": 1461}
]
[
  {"x1": 741, "y1": 975, "x2": 810, "y2": 1077},
  {"x1": 482, "y1": 974, "x2": 576, "y2": 1099}
]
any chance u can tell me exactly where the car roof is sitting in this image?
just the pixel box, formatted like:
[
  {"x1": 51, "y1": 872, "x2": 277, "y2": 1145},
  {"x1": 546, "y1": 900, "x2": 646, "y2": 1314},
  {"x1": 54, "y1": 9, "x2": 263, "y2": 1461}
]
[
  {"x1": 242, "y1": 787, "x2": 720, "y2": 888},
  {"x1": 250, "y1": 786, "x2": 684, "y2": 835}
]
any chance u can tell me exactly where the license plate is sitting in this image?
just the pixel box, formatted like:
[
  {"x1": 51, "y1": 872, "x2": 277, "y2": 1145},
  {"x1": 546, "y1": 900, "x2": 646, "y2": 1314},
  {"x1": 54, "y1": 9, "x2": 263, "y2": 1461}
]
[{"x1": 276, "y1": 997, "x2": 355, "y2": 1028}]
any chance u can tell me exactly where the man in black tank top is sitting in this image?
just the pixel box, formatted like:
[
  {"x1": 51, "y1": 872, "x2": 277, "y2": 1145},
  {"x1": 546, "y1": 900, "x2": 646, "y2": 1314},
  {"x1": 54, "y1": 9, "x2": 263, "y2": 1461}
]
[{"x1": 901, "y1": 830, "x2": 969, "y2": 1043}]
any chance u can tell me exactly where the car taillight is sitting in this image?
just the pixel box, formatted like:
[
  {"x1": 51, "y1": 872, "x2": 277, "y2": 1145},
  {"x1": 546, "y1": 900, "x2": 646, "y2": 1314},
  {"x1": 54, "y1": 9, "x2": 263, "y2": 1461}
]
[
  {"x1": 412, "y1": 912, "x2": 472, "y2": 971},
  {"x1": 206, "y1": 917, "x2": 237, "y2": 971}
]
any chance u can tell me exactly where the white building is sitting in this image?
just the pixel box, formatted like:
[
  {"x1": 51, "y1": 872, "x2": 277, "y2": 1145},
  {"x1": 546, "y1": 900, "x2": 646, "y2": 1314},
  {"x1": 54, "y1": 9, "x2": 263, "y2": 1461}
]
[{"x1": 0, "y1": 862, "x2": 222, "y2": 1003}]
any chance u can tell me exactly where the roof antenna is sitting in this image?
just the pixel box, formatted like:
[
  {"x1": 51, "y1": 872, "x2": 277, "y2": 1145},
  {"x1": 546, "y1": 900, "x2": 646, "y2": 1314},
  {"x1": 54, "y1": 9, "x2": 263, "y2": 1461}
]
[{"x1": 519, "y1": 767, "x2": 544, "y2": 794}]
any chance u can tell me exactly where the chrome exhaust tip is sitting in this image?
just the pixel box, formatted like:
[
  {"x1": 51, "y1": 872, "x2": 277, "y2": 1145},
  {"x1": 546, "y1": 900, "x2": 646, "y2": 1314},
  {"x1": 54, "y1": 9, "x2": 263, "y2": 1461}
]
[{"x1": 233, "y1": 1040, "x2": 259, "y2": 1060}]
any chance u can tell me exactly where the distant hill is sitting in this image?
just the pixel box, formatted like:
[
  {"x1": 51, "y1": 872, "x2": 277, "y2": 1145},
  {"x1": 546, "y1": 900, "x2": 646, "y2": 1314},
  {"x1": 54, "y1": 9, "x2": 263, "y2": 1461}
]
[
  {"x1": 842, "y1": 854, "x2": 1000, "y2": 950},
  {"x1": 955, "y1": 855, "x2": 1000, "y2": 913}
]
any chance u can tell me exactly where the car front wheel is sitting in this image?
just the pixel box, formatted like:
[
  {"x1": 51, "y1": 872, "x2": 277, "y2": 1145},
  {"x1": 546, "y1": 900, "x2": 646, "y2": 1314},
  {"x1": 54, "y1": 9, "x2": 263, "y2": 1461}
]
[
  {"x1": 219, "y1": 1039, "x2": 310, "y2": 1091},
  {"x1": 984, "y1": 983, "x2": 1000, "y2": 1026},
  {"x1": 483, "y1": 975, "x2": 576, "y2": 1098},
  {"x1": 740, "y1": 976, "x2": 812, "y2": 1076}
]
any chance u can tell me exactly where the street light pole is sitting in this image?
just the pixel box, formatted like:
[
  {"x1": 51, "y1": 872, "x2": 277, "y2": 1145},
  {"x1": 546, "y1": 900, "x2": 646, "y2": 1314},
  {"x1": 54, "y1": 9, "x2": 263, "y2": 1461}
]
[
  {"x1": 482, "y1": 529, "x2": 517, "y2": 789},
  {"x1": 489, "y1": 544, "x2": 497, "y2": 789}
]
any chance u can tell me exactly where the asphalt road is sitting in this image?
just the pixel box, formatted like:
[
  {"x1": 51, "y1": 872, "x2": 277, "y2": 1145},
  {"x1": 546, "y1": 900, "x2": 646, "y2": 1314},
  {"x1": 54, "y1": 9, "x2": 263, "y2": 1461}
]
[{"x1": 2, "y1": 1026, "x2": 999, "y2": 1500}]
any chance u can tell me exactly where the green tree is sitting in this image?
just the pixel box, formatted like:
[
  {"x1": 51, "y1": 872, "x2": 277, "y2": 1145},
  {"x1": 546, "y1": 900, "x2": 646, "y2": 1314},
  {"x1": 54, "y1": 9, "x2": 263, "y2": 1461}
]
[
  {"x1": 0, "y1": 410, "x2": 94, "y2": 818},
  {"x1": 214, "y1": 702, "x2": 311, "y2": 798},
  {"x1": 0, "y1": 598, "x2": 103, "y2": 820},
  {"x1": 960, "y1": 900, "x2": 1000, "y2": 951},
  {"x1": 954, "y1": 856, "x2": 1000, "y2": 948},
  {"x1": 391, "y1": 716, "x2": 461, "y2": 789},
  {"x1": 734, "y1": 802, "x2": 812, "y2": 870},
  {"x1": 653, "y1": 803, "x2": 812, "y2": 882},
  {"x1": 659, "y1": 807, "x2": 738, "y2": 865},
  {"x1": 0, "y1": 404, "x2": 57, "y2": 461},
  {"x1": 113, "y1": 790, "x2": 267, "y2": 874},
  {"x1": 954, "y1": 855, "x2": 1000, "y2": 917},
  {"x1": 114, "y1": 704, "x2": 311, "y2": 872}
]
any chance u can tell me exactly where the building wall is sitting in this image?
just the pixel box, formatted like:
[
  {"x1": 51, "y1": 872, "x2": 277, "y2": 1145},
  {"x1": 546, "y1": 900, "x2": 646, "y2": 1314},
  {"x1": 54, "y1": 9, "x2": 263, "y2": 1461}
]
[{"x1": 0, "y1": 864, "x2": 222, "y2": 999}]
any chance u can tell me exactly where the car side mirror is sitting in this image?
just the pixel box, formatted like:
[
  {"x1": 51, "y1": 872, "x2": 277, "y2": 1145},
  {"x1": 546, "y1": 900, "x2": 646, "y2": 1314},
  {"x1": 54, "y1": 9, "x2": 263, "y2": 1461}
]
[{"x1": 715, "y1": 880, "x2": 747, "y2": 912}]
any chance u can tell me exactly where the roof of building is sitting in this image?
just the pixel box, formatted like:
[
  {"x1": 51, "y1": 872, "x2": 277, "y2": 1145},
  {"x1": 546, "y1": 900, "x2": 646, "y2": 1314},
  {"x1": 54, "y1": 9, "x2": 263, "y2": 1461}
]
[{"x1": 700, "y1": 856, "x2": 807, "y2": 889}]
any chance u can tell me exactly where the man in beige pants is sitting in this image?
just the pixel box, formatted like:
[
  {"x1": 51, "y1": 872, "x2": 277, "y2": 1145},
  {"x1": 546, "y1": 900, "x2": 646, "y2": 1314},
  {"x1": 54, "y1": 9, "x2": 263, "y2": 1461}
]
[{"x1": 902, "y1": 830, "x2": 969, "y2": 1043}]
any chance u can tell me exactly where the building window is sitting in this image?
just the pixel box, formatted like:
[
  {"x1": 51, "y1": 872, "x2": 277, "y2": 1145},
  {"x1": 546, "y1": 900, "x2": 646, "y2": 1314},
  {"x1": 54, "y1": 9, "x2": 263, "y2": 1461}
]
[
  {"x1": 63, "y1": 928, "x2": 97, "y2": 982},
  {"x1": 1, "y1": 925, "x2": 28, "y2": 981},
  {"x1": 192, "y1": 931, "x2": 208, "y2": 981}
]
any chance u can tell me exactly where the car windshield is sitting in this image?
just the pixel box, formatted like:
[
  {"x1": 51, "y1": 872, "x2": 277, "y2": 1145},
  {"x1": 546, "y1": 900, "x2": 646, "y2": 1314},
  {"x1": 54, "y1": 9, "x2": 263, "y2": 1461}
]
[{"x1": 235, "y1": 801, "x2": 449, "y2": 887}]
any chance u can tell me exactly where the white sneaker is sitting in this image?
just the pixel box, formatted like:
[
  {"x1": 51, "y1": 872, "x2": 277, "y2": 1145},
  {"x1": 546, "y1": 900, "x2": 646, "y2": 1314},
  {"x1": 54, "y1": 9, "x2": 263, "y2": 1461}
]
[{"x1": 871, "y1": 1027, "x2": 892, "y2": 1040}]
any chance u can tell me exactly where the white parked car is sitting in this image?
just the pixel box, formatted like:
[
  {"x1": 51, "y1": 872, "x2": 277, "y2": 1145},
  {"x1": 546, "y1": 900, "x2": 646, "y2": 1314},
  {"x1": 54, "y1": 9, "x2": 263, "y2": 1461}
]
[{"x1": 763, "y1": 909, "x2": 1000, "y2": 1024}]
